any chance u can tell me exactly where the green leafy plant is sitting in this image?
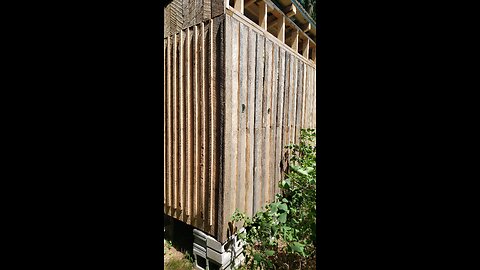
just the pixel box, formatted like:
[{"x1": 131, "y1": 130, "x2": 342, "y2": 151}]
[{"x1": 232, "y1": 129, "x2": 316, "y2": 269}]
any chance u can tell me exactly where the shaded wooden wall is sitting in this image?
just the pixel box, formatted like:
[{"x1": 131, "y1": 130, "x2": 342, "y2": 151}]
[{"x1": 164, "y1": 15, "x2": 225, "y2": 238}]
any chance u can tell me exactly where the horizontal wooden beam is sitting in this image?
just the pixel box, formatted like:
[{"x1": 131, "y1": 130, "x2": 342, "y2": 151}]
[
  {"x1": 301, "y1": 23, "x2": 311, "y2": 33},
  {"x1": 283, "y1": 4, "x2": 296, "y2": 17}
]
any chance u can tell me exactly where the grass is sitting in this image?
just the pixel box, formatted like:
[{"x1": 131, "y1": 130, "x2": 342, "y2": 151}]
[
  {"x1": 165, "y1": 258, "x2": 193, "y2": 270},
  {"x1": 164, "y1": 239, "x2": 194, "y2": 270}
]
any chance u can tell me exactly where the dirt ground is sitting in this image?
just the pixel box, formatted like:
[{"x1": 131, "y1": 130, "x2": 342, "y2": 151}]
[{"x1": 164, "y1": 240, "x2": 194, "y2": 269}]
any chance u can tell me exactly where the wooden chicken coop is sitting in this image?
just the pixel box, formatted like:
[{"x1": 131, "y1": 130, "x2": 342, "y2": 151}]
[{"x1": 164, "y1": 0, "x2": 317, "y2": 243}]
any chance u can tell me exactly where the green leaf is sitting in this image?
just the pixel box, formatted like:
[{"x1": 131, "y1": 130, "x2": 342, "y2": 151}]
[
  {"x1": 278, "y1": 213, "x2": 287, "y2": 223},
  {"x1": 278, "y1": 203, "x2": 288, "y2": 212},
  {"x1": 289, "y1": 242, "x2": 305, "y2": 256},
  {"x1": 270, "y1": 203, "x2": 279, "y2": 213},
  {"x1": 253, "y1": 253, "x2": 263, "y2": 262},
  {"x1": 265, "y1": 250, "x2": 275, "y2": 256}
]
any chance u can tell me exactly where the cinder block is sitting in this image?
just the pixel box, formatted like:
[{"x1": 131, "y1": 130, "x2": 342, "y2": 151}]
[
  {"x1": 207, "y1": 245, "x2": 243, "y2": 265},
  {"x1": 206, "y1": 228, "x2": 246, "y2": 253},
  {"x1": 220, "y1": 253, "x2": 245, "y2": 270},
  {"x1": 193, "y1": 228, "x2": 246, "y2": 269}
]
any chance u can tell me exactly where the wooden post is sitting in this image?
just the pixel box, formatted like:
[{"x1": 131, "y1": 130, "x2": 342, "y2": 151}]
[
  {"x1": 312, "y1": 47, "x2": 316, "y2": 63},
  {"x1": 277, "y1": 16, "x2": 285, "y2": 43},
  {"x1": 259, "y1": 1, "x2": 267, "y2": 30},
  {"x1": 292, "y1": 30, "x2": 298, "y2": 51},
  {"x1": 234, "y1": 0, "x2": 244, "y2": 13},
  {"x1": 302, "y1": 37, "x2": 309, "y2": 59}
]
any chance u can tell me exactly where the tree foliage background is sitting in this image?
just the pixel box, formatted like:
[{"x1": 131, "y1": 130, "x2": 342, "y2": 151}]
[{"x1": 298, "y1": 0, "x2": 316, "y2": 21}]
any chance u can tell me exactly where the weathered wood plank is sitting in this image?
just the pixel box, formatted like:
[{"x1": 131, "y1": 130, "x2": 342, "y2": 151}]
[
  {"x1": 237, "y1": 21, "x2": 248, "y2": 214},
  {"x1": 212, "y1": 15, "x2": 225, "y2": 237},
  {"x1": 203, "y1": 21, "x2": 213, "y2": 230},
  {"x1": 253, "y1": 32, "x2": 265, "y2": 213},
  {"x1": 186, "y1": 27, "x2": 192, "y2": 220},
  {"x1": 192, "y1": 25, "x2": 200, "y2": 228},
  {"x1": 222, "y1": 15, "x2": 233, "y2": 241},
  {"x1": 179, "y1": 30, "x2": 185, "y2": 219},
  {"x1": 295, "y1": 62, "x2": 304, "y2": 143},
  {"x1": 280, "y1": 51, "x2": 290, "y2": 180},
  {"x1": 173, "y1": 33, "x2": 178, "y2": 215},
  {"x1": 245, "y1": 26, "x2": 256, "y2": 217},
  {"x1": 274, "y1": 48, "x2": 285, "y2": 195},
  {"x1": 164, "y1": 38, "x2": 168, "y2": 208},
  {"x1": 229, "y1": 17, "x2": 240, "y2": 217},
  {"x1": 269, "y1": 43, "x2": 279, "y2": 200},
  {"x1": 262, "y1": 39, "x2": 272, "y2": 204},
  {"x1": 289, "y1": 57, "x2": 298, "y2": 146},
  {"x1": 199, "y1": 21, "x2": 206, "y2": 229}
]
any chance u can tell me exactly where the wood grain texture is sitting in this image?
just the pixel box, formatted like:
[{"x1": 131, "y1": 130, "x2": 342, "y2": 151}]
[
  {"x1": 245, "y1": 27, "x2": 256, "y2": 218},
  {"x1": 211, "y1": 0, "x2": 225, "y2": 18},
  {"x1": 253, "y1": 31, "x2": 265, "y2": 213},
  {"x1": 237, "y1": 22, "x2": 248, "y2": 215}
]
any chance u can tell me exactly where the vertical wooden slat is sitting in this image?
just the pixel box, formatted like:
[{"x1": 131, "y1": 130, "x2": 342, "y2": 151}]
[
  {"x1": 212, "y1": 15, "x2": 225, "y2": 237},
  {"x1": 192, "y1": 25, "x2": 200, "y2": 228},
  {"x1": 186, "y1": 27, "x2": 192, "y2": 220},
  {"x1": 222, "y1": 15, "x2": 233, "y2": 239},
  {"x1": 302, "y1": 63, "x2": 308, "y2": 128},
  {"x1": 290, "y1": 57, "x2": 297, "y2": 145},
  {"x1": 269, "y1": 43, "x2": 279, "y2": 200},
  {"x1": 208, "y1": 20, "x2": 215, "y2": 228},
  {"x1": 203, "y1": 20, "x2": 213, "y2": 230},
  {"x1": 313, "y1": 67, "x2": 316, "y2": 126},
  {"x1": 173, "y1": 33, "x2": 178, "y2": 215},
  {"x1": 295, "y1": 63, "x2": 304, "y2": 143},
  {"x1": 262, "y1": 39, "x2": 272, "y2": 205},
  {"x1": 274, "y1": 48, "x2": 286, "y2": 195},
  {"x1": 179, "y1": 30, "x2": 185, "y2": 217},
  {"x1": 198, "y1": 21, "x2": 206, "y2": 229},
  {"x1": 245, "y1": 27, "x2": 256, "y2": 217},
  {"x1": 253, "y1": 33, "x2": 265, "y2": 213},
  {"x1": 237, "y1": 22, "x2": 248, "y2": 214},
  {"x1": 229, "y1": 18, "x2": 239, "y2": 216},
  {"x1": 164, "y1": 38, "x2": 168, "y2": 208},
  {"x1": 281, "y1": 52, "x2": 290, "y2": 180},
  {"x1": 200, "y1": 21, "x2": 207, "y2": 228}
]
